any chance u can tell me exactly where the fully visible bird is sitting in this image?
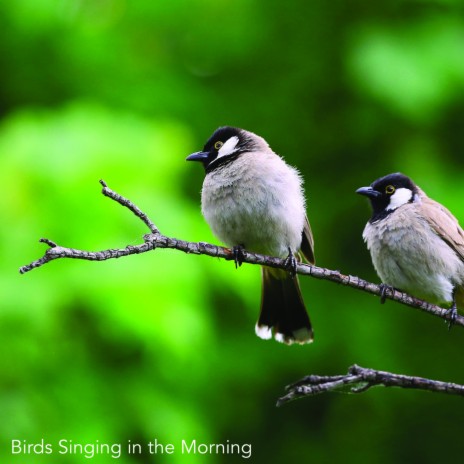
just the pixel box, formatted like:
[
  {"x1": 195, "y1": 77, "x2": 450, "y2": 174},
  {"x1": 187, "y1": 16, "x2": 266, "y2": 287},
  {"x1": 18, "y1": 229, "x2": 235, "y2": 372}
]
[
  {"x1": 186, "y1": 126, "x2": 315, "y2": 344},
  {"x1": 356, "y1": 172, "x2": 464, "y2": 323}
]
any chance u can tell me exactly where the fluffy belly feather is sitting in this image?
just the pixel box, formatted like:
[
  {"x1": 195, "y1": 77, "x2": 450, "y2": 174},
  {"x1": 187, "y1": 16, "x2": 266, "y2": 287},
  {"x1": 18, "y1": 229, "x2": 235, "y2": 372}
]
[
  {"x1": 201, "y1": 176, "x2": 304, "y2": 258},
  {"x1": 364, "y1": 216, "x2": 464, "y2": 306}
]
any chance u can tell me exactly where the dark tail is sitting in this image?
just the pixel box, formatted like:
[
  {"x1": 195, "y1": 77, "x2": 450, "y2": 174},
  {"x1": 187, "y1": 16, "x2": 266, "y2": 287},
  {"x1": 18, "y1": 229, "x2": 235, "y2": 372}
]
[{"x1": 256, "y1": 267, "x2": 313, "y2": 344}]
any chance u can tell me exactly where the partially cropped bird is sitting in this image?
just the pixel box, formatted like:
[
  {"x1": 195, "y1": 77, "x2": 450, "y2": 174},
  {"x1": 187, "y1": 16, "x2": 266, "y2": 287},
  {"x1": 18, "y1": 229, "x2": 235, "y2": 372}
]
[
  {"x1": 186, "y1": 126, "x2": 315, "y2": 344},
  {"x1": 356, "y1": 172, "x2": 464, "y2": 323}
]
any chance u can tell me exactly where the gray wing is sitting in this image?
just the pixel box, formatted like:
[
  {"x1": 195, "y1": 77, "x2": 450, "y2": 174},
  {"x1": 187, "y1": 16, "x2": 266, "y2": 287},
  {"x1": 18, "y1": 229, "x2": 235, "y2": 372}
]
[
  {"x1": 420, "y1": 194, "x2": 464, "y2": 262},
  {"x1": 299, "y1": 215, "x2": 315, "y2": 264}
]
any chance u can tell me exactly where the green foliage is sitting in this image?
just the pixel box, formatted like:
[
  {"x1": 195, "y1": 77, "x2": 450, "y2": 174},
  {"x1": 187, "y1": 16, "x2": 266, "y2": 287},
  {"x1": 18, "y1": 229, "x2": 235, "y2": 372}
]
[
  {"x1": 348, "y1": 17, "x2": 464, "y2": 122},
  {"x1": 1, "y1": 1, "x2": 464, "y2": 463}
]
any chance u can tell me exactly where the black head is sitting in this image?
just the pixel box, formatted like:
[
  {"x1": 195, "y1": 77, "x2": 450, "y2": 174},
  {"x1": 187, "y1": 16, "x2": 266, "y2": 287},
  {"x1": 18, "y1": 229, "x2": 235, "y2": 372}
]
[
  {"x1": 186, "y1": 126, "x2": 263, "y2": 173},
  {"x1": 356, "y1": 173, "x2": 418, "y2": 222}
]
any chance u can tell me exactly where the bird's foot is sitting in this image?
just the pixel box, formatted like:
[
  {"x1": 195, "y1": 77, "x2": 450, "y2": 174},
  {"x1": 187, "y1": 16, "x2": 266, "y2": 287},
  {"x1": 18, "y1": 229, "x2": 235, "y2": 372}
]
[
  {"x1": 232, "y1": 245, "x2": 246, "y2": 269},
  {"x1": 284, "y1": 248, "x2": 298, "y2": 278},
  {"x1": 446, "y1": 303, "x2": 458, "y2": 331},
  {"x1": 379, "y1": 283, "x2": 394, "y2": 304}
]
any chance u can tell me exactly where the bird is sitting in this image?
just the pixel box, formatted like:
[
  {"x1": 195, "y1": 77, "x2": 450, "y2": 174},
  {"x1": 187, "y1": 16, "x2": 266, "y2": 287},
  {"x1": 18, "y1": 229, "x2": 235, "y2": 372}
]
[
  {"x1": 186, "y1": 126, "x2": 315, "y2": 344},
  {"x1": 356, "y1": 172, "x2": 464, "y2": 324}
]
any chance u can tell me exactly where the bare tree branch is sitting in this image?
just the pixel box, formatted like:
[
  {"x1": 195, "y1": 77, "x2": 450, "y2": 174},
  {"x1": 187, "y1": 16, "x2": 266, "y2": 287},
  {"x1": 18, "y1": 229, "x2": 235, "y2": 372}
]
[
  {"x1": 19, "y1": 180, "x2": 463, "y2": 329},
  {"x1": 277, "y1": 364, "x2": 464, "y2": 406},
  {"x1": 100, "y1": 180, "x2": 159, "y2": 234},
  {"x1": 19, "y1": 181, "x2": 464, "y2": 402}
]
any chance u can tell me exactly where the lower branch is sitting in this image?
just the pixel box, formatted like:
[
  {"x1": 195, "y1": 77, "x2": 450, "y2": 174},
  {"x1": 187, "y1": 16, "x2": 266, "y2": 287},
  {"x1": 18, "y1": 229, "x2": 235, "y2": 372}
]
[
  {"x1": 19, "y1": 180, "x2": 463, "y2": 329},
  {"x1": 277, "y1": 364, "x2": 464, "y2": 406}
]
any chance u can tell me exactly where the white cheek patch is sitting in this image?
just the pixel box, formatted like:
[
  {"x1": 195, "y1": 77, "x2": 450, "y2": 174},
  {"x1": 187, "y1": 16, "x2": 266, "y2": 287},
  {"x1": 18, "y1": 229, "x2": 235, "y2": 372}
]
[
  {"x1": 217, "y1": 136, "x2": 239, "y2": 159},
  {"x1": 386, "y1": 187, "x2": 413, "y2": 211}
]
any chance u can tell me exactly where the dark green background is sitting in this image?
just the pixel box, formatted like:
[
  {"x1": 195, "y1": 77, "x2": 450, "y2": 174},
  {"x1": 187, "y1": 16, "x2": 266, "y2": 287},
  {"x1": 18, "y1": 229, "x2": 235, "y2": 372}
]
[{"x1": 2, "y1": 0, "x2": 464, "y2": 463}]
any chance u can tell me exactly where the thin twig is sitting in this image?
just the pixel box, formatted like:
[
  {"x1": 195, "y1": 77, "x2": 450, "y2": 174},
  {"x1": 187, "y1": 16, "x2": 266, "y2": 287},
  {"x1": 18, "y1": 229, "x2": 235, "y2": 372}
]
[
  {"x1": 19, "y1": 180, "x2": 463, "y2": 329},
  {"x1": 100, "y1": 180, "x2": 159, "y2": 234},
  {"x1": 277, "y1": 364, "x2": 464, "y2": 406}
]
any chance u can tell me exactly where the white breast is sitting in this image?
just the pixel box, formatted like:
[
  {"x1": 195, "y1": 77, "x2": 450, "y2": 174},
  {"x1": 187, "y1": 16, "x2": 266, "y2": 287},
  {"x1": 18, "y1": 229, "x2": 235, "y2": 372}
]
[
  {"x1": 201, "y1": 150, "x2": 306, "y2": 258},
  {"x1": 363, "y1": 204, "x2": 464, "y2": 305}
]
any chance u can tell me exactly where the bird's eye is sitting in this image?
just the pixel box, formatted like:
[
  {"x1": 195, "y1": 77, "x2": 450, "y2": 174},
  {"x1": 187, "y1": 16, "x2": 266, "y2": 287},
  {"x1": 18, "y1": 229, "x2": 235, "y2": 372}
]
[
  {"x1": 214, "y1": 141, "x2": 223, "y2": 150},
  {"x1": 385, "y1": 185, "x2": 396, "y2": 195}
]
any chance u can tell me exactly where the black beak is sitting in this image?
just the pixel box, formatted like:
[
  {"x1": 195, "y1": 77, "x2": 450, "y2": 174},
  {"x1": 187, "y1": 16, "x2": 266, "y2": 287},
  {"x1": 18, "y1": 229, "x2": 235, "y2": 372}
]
[
  {"x1": 186, "y1": 151, "x2": 209, "y2": 162},
  {"x1": 356, "y1": 186, "x2": 381, "y2": 198}
]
